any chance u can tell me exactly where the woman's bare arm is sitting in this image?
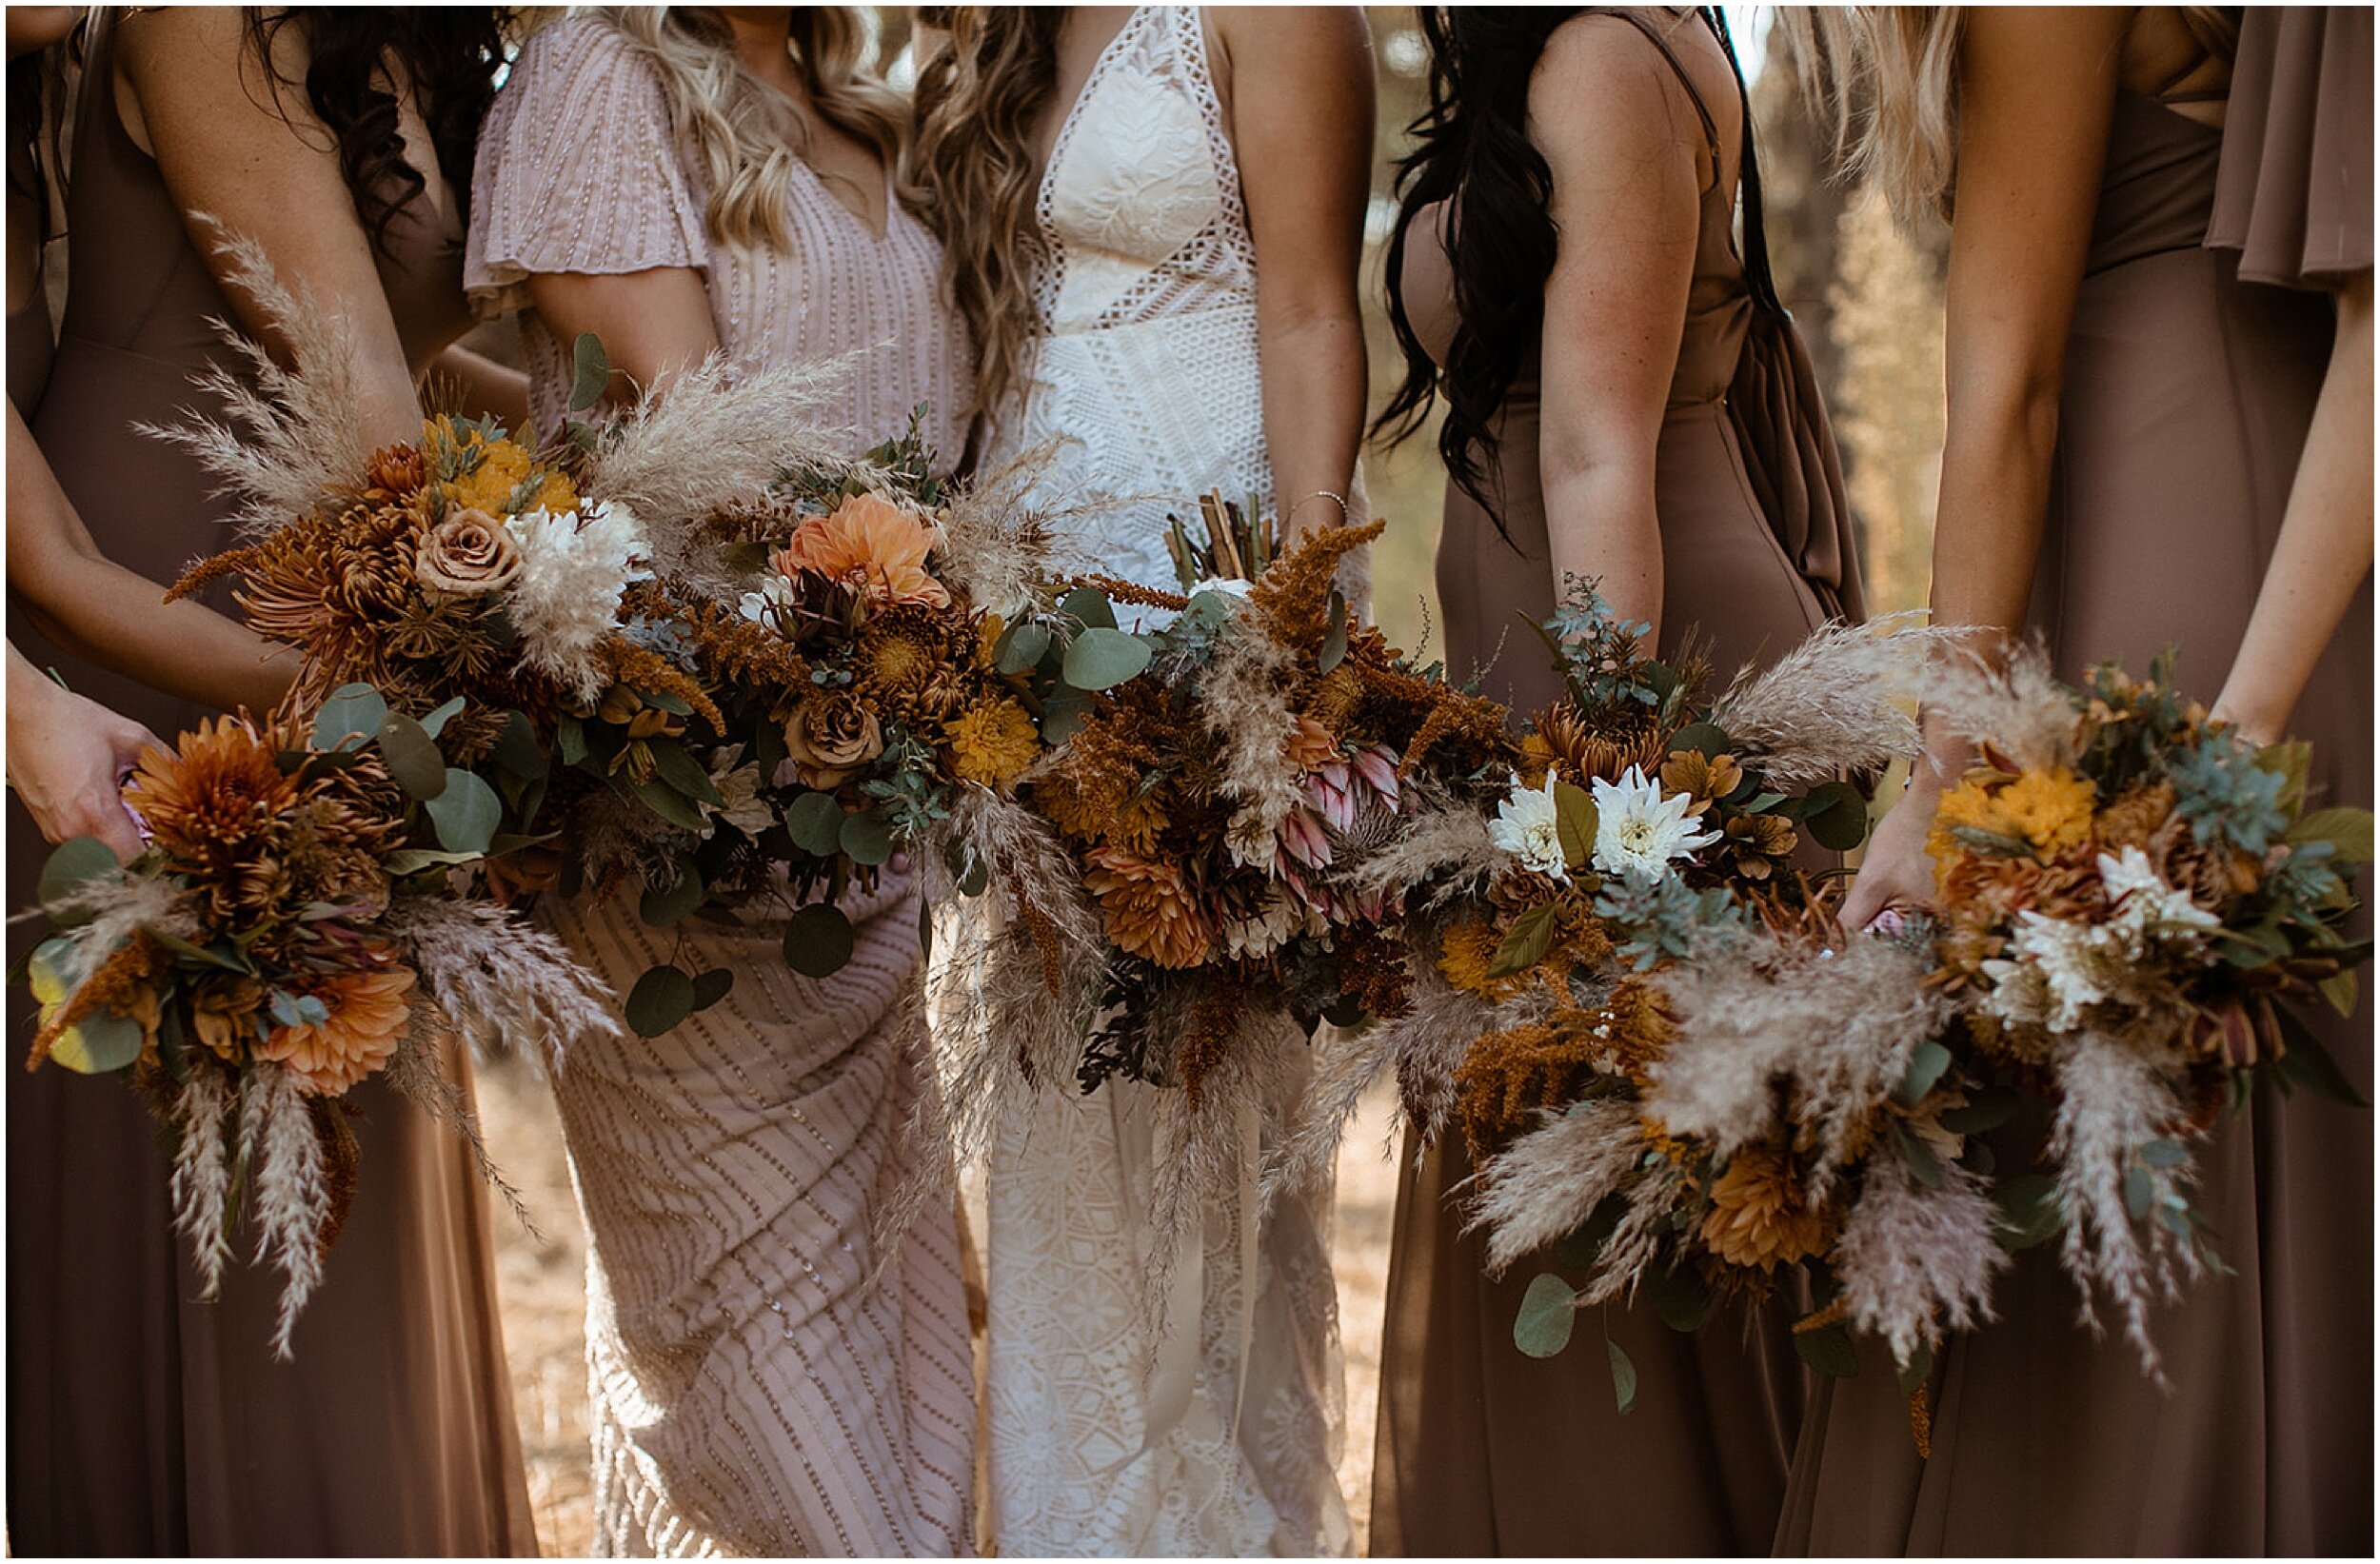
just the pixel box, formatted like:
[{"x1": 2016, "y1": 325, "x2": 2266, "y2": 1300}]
[
  {"x1": 1840, "y1": 7, "x2": 2129, "y2": 929},
  {"x1": 7, "y1": 403, "x2": 294, "y2": 712},
  {"x1": 2211, "y1": 271, "x2": 2374, "y2": 743},
  {"x1": 115, "y1": 8, "x2": 426, "y2": 449},
  {"x1": 1528, "y1": 16, "x2": 1709, "y2": 640},
  {"x1": 523, "y1": 268, "x2": 721, "y2": 406},
  {"x1": 1215, "y1": 7, "x2": 1373, "y2": 543},
  {"x1": 430, "y1": 342, "x2": 533, "y2": 428}
]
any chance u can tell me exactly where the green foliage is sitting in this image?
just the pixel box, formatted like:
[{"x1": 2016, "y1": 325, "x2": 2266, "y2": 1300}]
[{"x1": 1513, "y1": 1272, "x2": 1578, "y2": 1358}]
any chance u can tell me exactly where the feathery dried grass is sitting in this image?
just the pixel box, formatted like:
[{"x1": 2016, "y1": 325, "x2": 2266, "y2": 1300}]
[
  {"x1": 1921, "y1": 640, "x2": 2081, "y2": 776},
  {"x1": 1707, "y1": 613, "x2": 1959, "y2": 785},
  {"x1": 390, "y1": 898, "x2": 623, "y2": 1067},
  {"x1": 245, "y1": 1063, "x2": 330, "y2": 1359},
  {"x1": 1649, "y1": 928, "x2": 1954, "y2": 1187},
  {"x1": 582, "y1": 354, "x2": 865, "y2": 595},
  {"x1": 1469, "y1": 1097, "x2": 1644, "y2": 1275},
  {"x1": 934, "y1": 444, "x2": 1068, "y2": 618},
  {"x1": 1340, "y1": 786, "x2": 1503, "y2": 912},
  {"x1": 1199, "y1": 598, "x2": 1304, "y2": 836},
  {"x1": 136, "y1": 226, "x2": 367, "y2": 539},
  {"x1": 1833, "y1": 1153, "x2": 2008, "y2": 1365},
  {"x1": 169, "y1": 1068, "x2": 239, "y2": 1300},
  {"x1": 2047, "y1": 1027, "x2": 2200, "y2": 1378}
]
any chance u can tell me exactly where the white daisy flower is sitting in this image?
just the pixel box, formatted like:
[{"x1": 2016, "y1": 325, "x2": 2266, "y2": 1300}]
[
  {"x1": 1489, "y1": 770, "x2": 1569, "y2": 881},
  {"x1": 2097, "y1": 846, "x2": 2221, "y2": 948},
  {"x1": 1590, "y1": 765, "x2": 1719, "y2": 881}
]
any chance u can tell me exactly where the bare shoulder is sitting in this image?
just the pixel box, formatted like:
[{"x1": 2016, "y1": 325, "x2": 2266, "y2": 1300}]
[
  {"x1": 1529, "y1": 11, "x2": 1717, "y2": 166},
  {"x1": 1207, "y1": 7, "x2": 1372, "y2": 70},
  {"x1": 115, "y1": 7, "x2": 271, "y2": 91}
]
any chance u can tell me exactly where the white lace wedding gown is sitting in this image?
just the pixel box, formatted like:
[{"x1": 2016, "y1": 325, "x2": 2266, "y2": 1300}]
[{"x1": 972, "y1": 8, "x2": 1351, "y2": 1555}]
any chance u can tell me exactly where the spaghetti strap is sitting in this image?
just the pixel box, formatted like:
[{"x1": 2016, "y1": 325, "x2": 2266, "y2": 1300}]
[{"x1": 1578, "y1": 8, "x2": 1722, "y2": 164}]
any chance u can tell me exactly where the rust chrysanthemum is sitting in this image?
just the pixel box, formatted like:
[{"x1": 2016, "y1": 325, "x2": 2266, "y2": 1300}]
[
  {"x1": 252, "y1": 964, "x2": 417, "y2": 1097},
  {"x1": 1700, "y1": 1145, "x2": 1834, "y2": 1272},
  {"x1": 1083, "y1": 845, "x2": 1213, "y2": 969}
]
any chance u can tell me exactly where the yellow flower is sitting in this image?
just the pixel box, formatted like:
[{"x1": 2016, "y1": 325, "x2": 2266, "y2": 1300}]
[
  {"x1": 1437, "y1": 919, "x2": 1532, "y2": 1000},
  {"x1": 426, "y1": 418, "x2": 577, "y2": 517},
  {"x1": 1929, "y1": 765, "x2": 2095, "y2": 870},
  {"x1": 945, "y1": 698, "x2": 1041, "y2": 789}
]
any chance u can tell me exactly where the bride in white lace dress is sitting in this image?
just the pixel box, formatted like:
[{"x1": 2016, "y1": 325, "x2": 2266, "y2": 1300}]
[{"x1": 913, "y1": 7, "x2": 1375, "y2": 1554}]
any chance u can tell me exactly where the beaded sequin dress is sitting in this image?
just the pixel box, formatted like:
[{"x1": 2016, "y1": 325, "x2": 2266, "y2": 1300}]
[{"x1": 466, "y1": 19, "x2": 976, "y2": 1555}]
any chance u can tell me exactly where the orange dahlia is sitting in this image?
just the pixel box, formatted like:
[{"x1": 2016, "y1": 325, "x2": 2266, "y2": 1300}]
[
  {"x1": 253, "y1": 966, "x2": 416, "y2": 1097},
  {"x1": 1700, "y1": 1145, "x2": 1833, "y2": 1272},
  {"x1": 1083, "y1": 844, "x2": 1213, "y2": 968},
  {"x1": 775, "y1": 492, "x2": 949, "y2": 608}
]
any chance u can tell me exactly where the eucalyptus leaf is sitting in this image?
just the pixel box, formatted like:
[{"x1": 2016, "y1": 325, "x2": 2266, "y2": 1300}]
[
  {"x1": 312, "y1": 683, "x2": 388, "y2": 752},
  {"x1": 2319, "y1": 968, "x2": 2359, "y2": 1019},
  {"x1": 1894, "y1": 1039, "x2": 1953, "y2": 1108},
  {"x1": 840, "y1": 809, "x2": 895, "y2": 866},
  {"x1": 1938, "y1": 1084, "x2": 2018, "y2": 1136},
  {"x1": 1041, "y1": 683, "x2": 1094, "y2": 745},
  {"x1": 378, "y1": 713, "x2": 449, "y2": 800},
  {"x1": 640, "y1": 870, "x2": 706, "y2": 928},
  {"x1": 418, "y1": 695, "x2": 466, "y2": 740},
  {"x1": 625, "y1": 964, "x2": 696, "y2": 1038},
  {"x1": 1801, "y1": 780, "x2": 1871, "y2": 853},
  {"x1": 2122, "y1": 1165, "x2": 2153, "y2": 1220},
  {"x1": 558, "y1": 714, "x2": 588, "y2": 767},
  {"x1": 2138, "y1": 1138, "x2": 2191, "y2": 1169},
  {"x1": 49, "y1": 1007, "x2": 145, "y2": 1075},
  {"x1": 1894, "y1": 1119, "x2": 1946, "y2": 1190},
  {"x1": 1606, "y1": 1335, "x2": 1640, "y2": 1416},
  {"x1": 996, "y1": 622, "x2": 1053, "y2": 676},
  {"x1": 491, "y1": 709, "x2": 548, "y2": 779},
  {"x1": 1669, "y1": 722, "x2": 1731, "y2": 759},
  {"x1": 1059, "y1": 586, "x2": 1118, "y2": 631},
  {"x1": 38, "y1": 837, "x2": 122, "y2": 919},
  {"x1": 783, "y1": 902, "x2": 856, "y2": 978},
  {"x1": 1644, "y1": 1263, "x2": 1716, "y2": 1334},
  {"x1": 691, "y1": 968, "x2": 735, "y2": 1011},
  {"x1": 569, "y1": 331, "x2": 612, "y2": 412},
  {"x1": 1062, "y1": 627, "x2": 1152, "y2": 691},
  {"x1": 1513, "y1": 1272, "x2": 1577, "y2": 1358},
  {"x1": 426, "y1": 769, "x2": 502, "y2": 854},
  {"x1": 1993, "y1": 1173, "x2": 2066, "y2": 1250},
  {"x1": 785, "y1": 793, "x2": 847, "y2": 858}
]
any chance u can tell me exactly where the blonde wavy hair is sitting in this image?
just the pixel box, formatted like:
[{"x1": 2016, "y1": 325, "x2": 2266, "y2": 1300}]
[
  {"x1": 1776, "y1": 7, "x2": 2239, "y2": 226},
  {"x1": 908, "y1": 7, "x2": 1067, "y2": 418},
  {"x1": 594, "y1": 7, "x2": 912, "y2": 250}
]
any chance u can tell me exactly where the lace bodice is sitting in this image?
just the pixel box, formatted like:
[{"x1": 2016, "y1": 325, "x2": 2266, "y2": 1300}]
[
  {"x1": 983, "y1": 7, "x2": 1275, "y2": 597},
  {"x1": 1034, "y1": 6, "x2": 1259, "y2": 337}
]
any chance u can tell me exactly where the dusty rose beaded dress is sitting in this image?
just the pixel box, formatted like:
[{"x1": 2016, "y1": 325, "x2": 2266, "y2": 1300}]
[{"x1": 466, "y1": 17, "x2": 976, "y2": 1555}]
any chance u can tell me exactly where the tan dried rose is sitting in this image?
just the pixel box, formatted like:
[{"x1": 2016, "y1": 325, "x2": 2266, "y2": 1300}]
[
  {"x1": 783, "y1": 692, "x2": 883, "y2": 788},
  {"x1": 415, "y1": 506, "x2": 521, "y2": 597}
]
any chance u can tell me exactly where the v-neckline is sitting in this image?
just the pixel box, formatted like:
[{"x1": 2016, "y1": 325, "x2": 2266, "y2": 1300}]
[
  {"x1": 790, "y1": 154, "x2": 895, "y2": 245},
  {"x1": 1033, "y1": 6, "x2": 1152, "y2": 220}
]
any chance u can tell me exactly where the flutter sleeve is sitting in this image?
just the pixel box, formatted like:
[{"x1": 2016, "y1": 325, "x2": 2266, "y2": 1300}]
[
  {"x1": 464, "y1": 17, "x2": 712, "y2": 317},
  {"x1": 2208, "y1": 8, "x2": 2374, "y2": 290}
]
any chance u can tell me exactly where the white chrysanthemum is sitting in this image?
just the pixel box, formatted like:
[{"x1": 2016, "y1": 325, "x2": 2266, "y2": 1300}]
[
  {"x1": 703, "y1": 743, "x2": 776, "y2": 840},
  {"x1": 1590, "y1": 765, "x2": 1719, "y2": 881},
  {"x1": 1220, "y1": 884, "x2": 1312, "y2": 960},
  {"x1": 2004, "y1": 911, "x2": 2137, "y2": 1033},
  {"x1": 739, "y1": 571, "x2": 797, "y2": 626},
  {"x1": 506, "y1": 501, "x2": 645, "y2": 699},
  {"x1": 1488, "y1": 770, "x2": 1568, "y2": 881},
  {"x1": 2098, "y1": 846, "x2": 2221, "y2": 946},
  {"x1": 1225, "y1": 802, "x2": 1282, "y2": 873}
]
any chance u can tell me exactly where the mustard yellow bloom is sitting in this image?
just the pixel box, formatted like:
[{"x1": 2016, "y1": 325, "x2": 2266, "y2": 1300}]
[
  {"x1": 944, "y1": 698, "x2": 1042, "y2": 789},
  {"x1": 1929, "y1": 765, "x2": 2095, "y2": 869}
]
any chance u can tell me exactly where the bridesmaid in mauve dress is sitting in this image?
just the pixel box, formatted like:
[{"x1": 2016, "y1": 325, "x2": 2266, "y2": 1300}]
[
  {"x1": 466, "y1": 10, "x2": 976, "y2": 1554},
  {"x1": 1369, "y1": 10, "x2": 1863, "y2": 1554},
  {"x1": 1782, "y1": 8, "x2": 2370, "y2": 1552},
  {"x1": 5, "y1": 10, "x2": 534, "y2": 1553}
]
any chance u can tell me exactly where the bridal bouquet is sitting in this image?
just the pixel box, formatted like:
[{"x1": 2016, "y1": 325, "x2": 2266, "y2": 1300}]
[
  {"x1": 21, "y1": 707, "x2": 613, "y2": 1356},
  {"x1": 1915, "y1": 647, "x2": 2370, "y2": 1370}
]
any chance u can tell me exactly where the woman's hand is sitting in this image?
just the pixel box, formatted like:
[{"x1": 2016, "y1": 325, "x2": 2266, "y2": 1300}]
[
  {"x1": 8, "y1": 649, "x2": 154, "y2": 861},
  {"x1": 1837, "y1": 771, "x2": 1943, "y2": 934}
]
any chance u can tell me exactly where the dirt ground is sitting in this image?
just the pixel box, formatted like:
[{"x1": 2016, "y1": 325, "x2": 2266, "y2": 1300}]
[{"x1": 476, "y1": 1053, "x2": 1406, "y2": 1558}]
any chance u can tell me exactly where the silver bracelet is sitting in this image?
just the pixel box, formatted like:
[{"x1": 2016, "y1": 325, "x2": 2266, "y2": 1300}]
[{"x1": 1288, "y1": 488, "x2": 1350, "y2": 524}]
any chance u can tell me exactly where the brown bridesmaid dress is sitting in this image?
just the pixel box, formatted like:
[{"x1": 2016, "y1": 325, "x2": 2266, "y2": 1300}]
[
  {"x1": 1775, "y1": 20, "x2": 2373, "y2": 1556},
  {"x1": 1369, "y1": 10, "x2": 1864, "y2": 1554},
  {"x1": 4, "y1": 18, "x2": 535, "y2": 1554}
]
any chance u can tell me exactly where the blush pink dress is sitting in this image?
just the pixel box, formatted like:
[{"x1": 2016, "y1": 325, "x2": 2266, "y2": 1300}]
[{"x1": 466, "y1": 17, "x2": 976, "y2": 1555}]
